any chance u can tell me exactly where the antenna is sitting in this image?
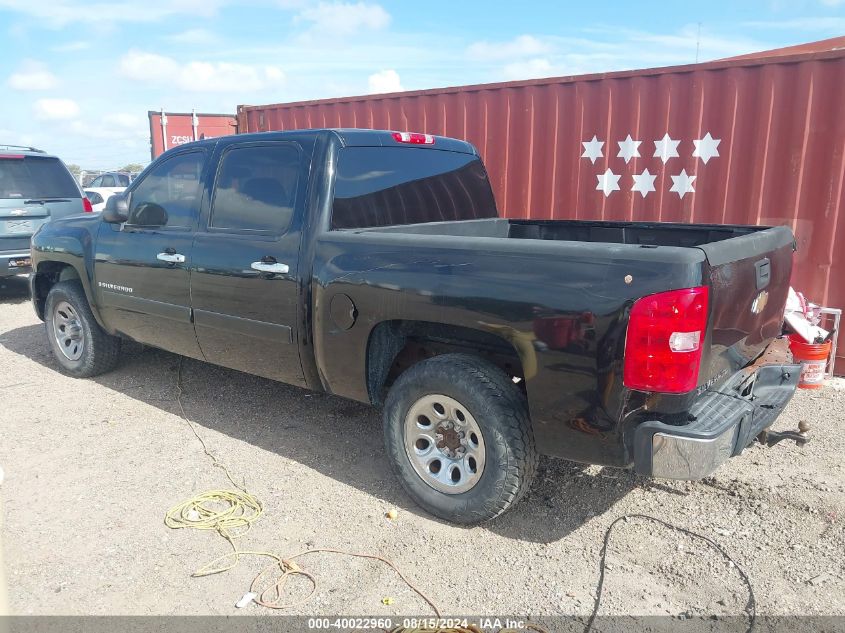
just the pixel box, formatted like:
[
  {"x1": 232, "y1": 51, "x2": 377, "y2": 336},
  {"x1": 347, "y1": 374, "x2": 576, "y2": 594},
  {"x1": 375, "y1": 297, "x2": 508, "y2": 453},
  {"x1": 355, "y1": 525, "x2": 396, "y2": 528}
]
[{"x1": 696, "y1": 22, "x2": 702, "y2": 63}]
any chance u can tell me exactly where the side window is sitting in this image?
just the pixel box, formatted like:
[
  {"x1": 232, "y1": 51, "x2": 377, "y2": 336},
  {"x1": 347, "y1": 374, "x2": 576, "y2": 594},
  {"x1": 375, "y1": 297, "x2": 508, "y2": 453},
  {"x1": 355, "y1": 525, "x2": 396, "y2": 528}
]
[
  {"x1": 86, "y1": 191, "x2": 104, "y2": 204},
  {"x1": 116, "y1": 174, "x2": 130, "y2": 186},
  {"x1": 128, "y1": 152, "x2": 205, "y2": 228},
  {"x1": 101, "y1": 174, "x2": 116, "y2": 187},
  {"x1": 331, "y1": 147, "x2": 497, "y2": 229},
  {"x1": 210, "y1": 144, "x2": 300, "y2": 233},
  {"x1": 90, "y1": 176, "x2": 102, "y2": 187}
]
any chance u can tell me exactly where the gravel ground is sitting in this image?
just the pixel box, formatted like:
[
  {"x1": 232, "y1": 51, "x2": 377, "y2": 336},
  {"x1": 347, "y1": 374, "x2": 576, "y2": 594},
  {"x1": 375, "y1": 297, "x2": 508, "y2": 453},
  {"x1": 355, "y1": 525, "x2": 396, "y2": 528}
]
[{"x1": 0, "y1": 274, "x2": 843, "y2": 621}]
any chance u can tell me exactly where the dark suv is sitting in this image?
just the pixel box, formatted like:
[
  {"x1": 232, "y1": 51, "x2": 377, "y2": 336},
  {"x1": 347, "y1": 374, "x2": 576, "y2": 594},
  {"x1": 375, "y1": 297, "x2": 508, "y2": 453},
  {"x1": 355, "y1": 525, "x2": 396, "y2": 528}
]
[{"x1": 0, "y1": 145, "x2": 89, "y2": 277}]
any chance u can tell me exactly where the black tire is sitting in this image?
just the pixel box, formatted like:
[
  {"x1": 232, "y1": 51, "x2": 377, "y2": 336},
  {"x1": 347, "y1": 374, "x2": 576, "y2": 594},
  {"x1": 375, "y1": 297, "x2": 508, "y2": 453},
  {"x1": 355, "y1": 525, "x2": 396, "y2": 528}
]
[
  {"x1": 383, "y1": 353, "x2": 537, "y2": 524},
  {"x1": 44, "y1": 281, "x2": 121, "y2": 378}
]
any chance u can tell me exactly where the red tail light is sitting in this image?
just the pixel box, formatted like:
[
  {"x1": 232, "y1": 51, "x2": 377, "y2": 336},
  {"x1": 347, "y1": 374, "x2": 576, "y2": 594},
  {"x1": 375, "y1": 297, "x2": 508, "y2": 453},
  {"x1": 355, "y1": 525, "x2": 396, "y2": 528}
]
[
  {"x1": 82, "y1": 197, "x2": 93, "y2": 212},
  {"x1": 623, "y1": 286, "x2": 709, "y2": 393},
  {"x1": 392, "y1": 131, "x2": 435, "y2": 145}
]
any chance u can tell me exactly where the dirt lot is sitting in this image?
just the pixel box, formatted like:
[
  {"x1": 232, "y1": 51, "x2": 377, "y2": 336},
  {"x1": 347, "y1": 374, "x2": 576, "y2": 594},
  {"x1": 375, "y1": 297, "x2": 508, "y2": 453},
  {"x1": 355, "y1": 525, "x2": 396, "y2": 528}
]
[{"x1": 1, "y1": 274, "x2": 843, "y2": 621}]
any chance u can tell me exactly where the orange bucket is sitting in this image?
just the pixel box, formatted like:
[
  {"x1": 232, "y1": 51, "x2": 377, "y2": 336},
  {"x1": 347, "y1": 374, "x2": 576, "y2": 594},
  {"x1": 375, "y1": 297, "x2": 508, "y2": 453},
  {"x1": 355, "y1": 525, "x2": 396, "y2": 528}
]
[{"x1": 789, "y1": 334, "x2": 831, "y2": 389}]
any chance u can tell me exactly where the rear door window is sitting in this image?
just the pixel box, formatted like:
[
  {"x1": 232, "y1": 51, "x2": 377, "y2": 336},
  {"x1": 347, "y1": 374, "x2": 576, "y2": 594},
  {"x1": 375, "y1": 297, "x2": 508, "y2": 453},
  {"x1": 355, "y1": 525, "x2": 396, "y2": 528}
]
[
  {"x1": 331, "y1": 147, "x2": 497, "y2": 229},
  {"x1": 0, "y1": 156, "x2": 80, "y2": 200},
  {"x1": 209, "y1": 144, "x2": 301, "y2": 233},
  {"x1": 127, "y1": 151, "x2": 205, "y2": 228}
]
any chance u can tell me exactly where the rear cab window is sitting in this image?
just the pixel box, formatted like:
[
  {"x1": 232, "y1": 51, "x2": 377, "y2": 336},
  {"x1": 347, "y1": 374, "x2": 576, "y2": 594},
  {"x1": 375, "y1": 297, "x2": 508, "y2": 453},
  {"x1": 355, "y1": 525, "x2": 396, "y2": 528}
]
[
  {"x1": 0, "y1": 156, "x2": 80, "y2": 200},
  {"x1": 331, "y1": 147, "x2": 497, "y2": 229}
]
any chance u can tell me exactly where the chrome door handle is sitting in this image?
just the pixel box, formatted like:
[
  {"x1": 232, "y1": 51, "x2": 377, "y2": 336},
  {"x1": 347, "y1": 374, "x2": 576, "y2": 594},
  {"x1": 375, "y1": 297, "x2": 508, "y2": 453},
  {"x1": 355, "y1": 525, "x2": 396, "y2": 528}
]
[
  {"x1": 157, "y1": 252, "x2": 185, "y2": 263},
  {"x1": 251, "y1": 261, "x2": 289, "y2": 274}
]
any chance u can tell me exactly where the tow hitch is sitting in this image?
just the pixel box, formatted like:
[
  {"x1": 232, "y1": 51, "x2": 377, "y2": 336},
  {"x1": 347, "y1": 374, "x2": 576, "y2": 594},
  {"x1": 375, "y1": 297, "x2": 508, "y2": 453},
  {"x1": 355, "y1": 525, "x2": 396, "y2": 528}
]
[{"x1": 757, "y1": 420, "x2": 810, "y2": 448}]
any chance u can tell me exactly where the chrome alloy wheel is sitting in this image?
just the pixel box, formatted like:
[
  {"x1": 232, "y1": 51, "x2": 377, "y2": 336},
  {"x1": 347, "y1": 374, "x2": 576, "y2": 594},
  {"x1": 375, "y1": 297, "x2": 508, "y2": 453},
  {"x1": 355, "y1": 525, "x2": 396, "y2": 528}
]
[
  {"x1": 403, "y1": 394, "x2": 486, "y2": 494},
  {"x1": 52, "y1": 300, "x2": 85, "y2": 361}
]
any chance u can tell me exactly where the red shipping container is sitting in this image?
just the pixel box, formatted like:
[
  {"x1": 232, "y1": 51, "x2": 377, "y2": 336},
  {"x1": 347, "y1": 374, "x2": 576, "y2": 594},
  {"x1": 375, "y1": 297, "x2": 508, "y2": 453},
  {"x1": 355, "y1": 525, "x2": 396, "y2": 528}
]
[
  {"x1": 148, "y1": 110, "x2": 236, "y2": 159},
  {"x1": 238, "y1": 38, "x2": 845, "y2": 374}
]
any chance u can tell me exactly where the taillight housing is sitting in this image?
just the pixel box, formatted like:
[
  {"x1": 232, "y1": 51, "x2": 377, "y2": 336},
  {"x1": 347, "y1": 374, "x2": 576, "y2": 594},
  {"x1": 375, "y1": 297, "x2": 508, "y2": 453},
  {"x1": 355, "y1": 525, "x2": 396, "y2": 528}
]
[
  {"x1": 623, "y1": 286, "x2": 709, "y2": 393},
  {"x1": 392, "y1": 131, "x2": 435, "y2": 145},
  {"x1": 82, "y1": 197, "x2": 93, "y2": 212}
]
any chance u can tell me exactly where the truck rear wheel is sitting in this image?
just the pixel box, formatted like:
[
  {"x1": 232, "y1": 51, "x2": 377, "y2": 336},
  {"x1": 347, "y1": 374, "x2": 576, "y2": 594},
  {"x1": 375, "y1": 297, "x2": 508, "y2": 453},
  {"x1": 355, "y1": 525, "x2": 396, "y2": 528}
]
[
  {"x1": 44, "y1": 281, "x2": 121, "y2": 378},
  {"x1": 383, "y1": 354, "x2": 537, "y2": 524}
]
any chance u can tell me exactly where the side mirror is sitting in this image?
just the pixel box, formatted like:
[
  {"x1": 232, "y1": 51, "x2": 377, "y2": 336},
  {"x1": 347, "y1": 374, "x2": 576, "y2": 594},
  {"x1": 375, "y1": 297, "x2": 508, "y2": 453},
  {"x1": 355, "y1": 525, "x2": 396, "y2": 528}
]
[{"x1": 102, "y1": 194, "x2": 129, "y2": 223}]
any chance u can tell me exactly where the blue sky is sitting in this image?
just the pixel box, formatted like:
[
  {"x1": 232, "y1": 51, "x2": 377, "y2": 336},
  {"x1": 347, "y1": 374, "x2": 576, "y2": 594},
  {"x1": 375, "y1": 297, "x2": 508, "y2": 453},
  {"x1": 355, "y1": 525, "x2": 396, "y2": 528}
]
[{"x1": 1, "y1": 0, "x2": 843, "y2": 169}]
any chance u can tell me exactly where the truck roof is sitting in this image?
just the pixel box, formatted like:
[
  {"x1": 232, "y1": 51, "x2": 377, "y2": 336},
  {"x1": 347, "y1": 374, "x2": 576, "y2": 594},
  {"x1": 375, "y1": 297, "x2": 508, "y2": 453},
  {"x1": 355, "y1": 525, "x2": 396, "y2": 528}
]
[{"x1": 167, "y1": 128, "x2": 479, "y2": 156}]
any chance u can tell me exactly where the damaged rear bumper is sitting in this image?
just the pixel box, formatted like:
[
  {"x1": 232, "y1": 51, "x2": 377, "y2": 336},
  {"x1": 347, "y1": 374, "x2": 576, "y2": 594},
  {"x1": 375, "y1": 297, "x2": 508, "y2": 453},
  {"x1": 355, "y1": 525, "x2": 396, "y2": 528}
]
[{"x1": 633, "y1": 355, "x2": 801, "y2": 480}]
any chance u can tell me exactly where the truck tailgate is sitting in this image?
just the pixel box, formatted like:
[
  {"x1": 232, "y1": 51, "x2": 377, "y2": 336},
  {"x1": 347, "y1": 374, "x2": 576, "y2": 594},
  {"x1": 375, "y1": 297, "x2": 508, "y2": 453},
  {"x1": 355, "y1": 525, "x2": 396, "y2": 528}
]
[{"x1": 699, "y1": 225, "x2": 795, "y2": 385}]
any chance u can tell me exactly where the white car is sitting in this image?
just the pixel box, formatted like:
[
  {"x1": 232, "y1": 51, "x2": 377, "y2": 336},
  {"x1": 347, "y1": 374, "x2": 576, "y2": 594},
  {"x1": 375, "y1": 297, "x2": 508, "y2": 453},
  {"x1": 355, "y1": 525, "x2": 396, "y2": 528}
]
[
  {"x1": 87, "y1": 172, "x2": 131, "y2": 194},
  {"x1": 84, "y1": 188, "x2": 119, "y2": 212}
]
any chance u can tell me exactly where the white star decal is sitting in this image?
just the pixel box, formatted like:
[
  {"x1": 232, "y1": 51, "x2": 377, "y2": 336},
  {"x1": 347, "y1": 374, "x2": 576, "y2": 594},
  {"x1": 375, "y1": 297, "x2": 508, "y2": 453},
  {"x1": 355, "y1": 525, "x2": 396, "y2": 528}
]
[
  {"x1": 581, "y1": 135, "x2": 604, "y2": 164},
  {"x1": 596, "y1": 168, "x2": 621, "y2": 197},
  {"x1": 631, "y1": 169, "x2": 657, "y2": 198},
  {"x1": 692, "y1": 132, "x2": 721, "y2": 164},
  {"x1": 670, "y1": 169, "x2": 696, "y2": 198},
  {"x1": 653, "y1": 133, "x2": 680, "y2": 163},
  {"x1": 616, "y1": 134, "x2": 641, "y2": 163}
]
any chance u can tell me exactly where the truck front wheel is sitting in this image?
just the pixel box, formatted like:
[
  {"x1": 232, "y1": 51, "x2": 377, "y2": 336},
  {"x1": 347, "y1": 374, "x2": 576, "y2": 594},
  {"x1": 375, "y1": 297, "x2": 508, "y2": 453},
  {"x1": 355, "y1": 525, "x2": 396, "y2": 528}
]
[
  {"x1": 383, "y1": 354, "x2": 537, "y2": 523},
  {"x1": 44, "y1": 281, "x2": 121, "y2": 378}
]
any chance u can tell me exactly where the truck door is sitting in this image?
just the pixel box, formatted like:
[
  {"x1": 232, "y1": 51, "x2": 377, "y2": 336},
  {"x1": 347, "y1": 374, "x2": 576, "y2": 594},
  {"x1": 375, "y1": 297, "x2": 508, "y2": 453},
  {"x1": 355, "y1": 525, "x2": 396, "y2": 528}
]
[
  {"x1": 189, "y1": 140, "x2": 308, "y2": 386},
  {"x1": 94, "y1": 150, "x2": 207, "y2": 359}
]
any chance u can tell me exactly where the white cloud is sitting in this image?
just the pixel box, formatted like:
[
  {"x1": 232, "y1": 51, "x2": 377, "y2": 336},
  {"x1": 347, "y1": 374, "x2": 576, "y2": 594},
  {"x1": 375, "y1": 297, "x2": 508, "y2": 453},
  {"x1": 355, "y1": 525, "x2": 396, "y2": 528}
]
[
  {"x1": 0, "y1": 0, "x2": 225, "y2": 27},
  {"x1": 467, "y1": 35, "x2": 554, "y2": 61},
  {"x1": 51, "y1": 41, "x2": 91, "y2": 52},
  {"x1": 119, "y1": 49, "x2": 285, "y2": 92},
  {"x1": 166, "y1": 28, "x2": 216, "y2": 44},
  {"x1": 69, "y1": 114, "x2": 147, "y2": 140},
  {"x1": 367, "y1": 69, "x2": 403, "y2": 93},
  {"x1": 296, "y1": 1, "x2": 390, "y2": 35},
  {"x1": 119, "y1": 50, "x2": 180, "y2": 80},
  {"x1": 33, "y1": 98, "x2": 80, "y2": 120},
  {"x1": 744, "y1": 16, "x2": 845, "y2": 30},
  {"x1": 103, "y1": 113, "x2": 146, "y2": 130},
  {"x1": 7, "y1": 60, "x2": 58, "y2": 90},
  {"x1": 470, "y1": 26, "x2": 771, "y2": 80},
  {"x1": 630, "y1": 25, "x2": 772, "y2": 57},
  {"x1": 502, "y1": 58, "x2": 559, "y2": 80}
]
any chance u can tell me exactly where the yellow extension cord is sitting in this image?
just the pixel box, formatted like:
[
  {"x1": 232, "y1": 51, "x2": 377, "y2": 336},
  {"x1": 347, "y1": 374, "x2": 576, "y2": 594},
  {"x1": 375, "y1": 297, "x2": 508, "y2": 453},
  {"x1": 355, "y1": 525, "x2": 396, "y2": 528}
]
[{"x1": 164, "y1": 358, "x2": 440, "y2": 613}]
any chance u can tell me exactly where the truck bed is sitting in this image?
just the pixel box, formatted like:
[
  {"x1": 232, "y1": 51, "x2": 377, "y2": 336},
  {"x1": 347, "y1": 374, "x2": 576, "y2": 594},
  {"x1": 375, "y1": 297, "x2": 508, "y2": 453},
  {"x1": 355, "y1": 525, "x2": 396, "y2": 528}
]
[
  {"x1": 359, "y1": 217, "x2": 765, "y2": 248},
  {"x1": 319, "y1": 216, "x2": 794, "y2": 466}
]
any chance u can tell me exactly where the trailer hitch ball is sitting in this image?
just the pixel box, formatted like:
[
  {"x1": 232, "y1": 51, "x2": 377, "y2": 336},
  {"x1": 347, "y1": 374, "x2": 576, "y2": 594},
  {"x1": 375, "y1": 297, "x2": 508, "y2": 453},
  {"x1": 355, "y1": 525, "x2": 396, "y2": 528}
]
[{"x1": 758, "y1": 420, "x2": 810, "y2": 448}]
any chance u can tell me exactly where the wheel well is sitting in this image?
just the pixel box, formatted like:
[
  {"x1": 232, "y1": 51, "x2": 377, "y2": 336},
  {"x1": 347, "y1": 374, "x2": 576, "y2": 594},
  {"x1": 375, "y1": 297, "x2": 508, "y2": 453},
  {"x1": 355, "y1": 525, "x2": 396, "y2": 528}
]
[
  {"x1": 31, "y1": 263, "x2": 80, "y2": 319},
  {"x1": 366, "y1": 320, "x2": 526, "y2": 406}
]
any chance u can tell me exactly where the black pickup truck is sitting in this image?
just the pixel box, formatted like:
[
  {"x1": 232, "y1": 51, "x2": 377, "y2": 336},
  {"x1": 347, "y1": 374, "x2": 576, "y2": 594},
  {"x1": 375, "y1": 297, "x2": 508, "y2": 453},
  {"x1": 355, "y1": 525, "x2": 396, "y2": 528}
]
[{"x1": 29, "y1": 129, "x2": 802, "y2": 523}]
